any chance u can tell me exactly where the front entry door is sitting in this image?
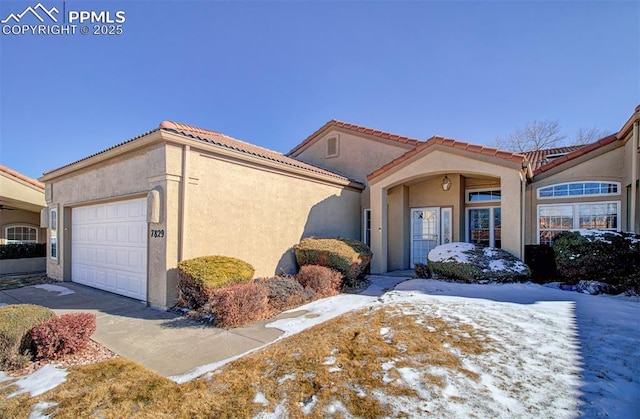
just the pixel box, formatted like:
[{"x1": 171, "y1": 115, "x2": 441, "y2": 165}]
[{"x1": 411, "y1": 207, "x2": 440, "y2": 267}]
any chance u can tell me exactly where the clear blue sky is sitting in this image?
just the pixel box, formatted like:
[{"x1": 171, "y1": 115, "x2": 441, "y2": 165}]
[{"x1": 1, "y1": 0, "x2": 638, "y2": 179}]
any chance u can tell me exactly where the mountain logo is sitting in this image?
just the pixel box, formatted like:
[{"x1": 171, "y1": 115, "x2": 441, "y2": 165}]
[{"x1": 1, "y1": 3, "x2": 59, "y2": 24}]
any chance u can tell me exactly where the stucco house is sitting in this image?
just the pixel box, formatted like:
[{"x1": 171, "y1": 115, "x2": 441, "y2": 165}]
[
  {"x1": 39, "y1": 106, "x2": 640, "y2": 309},
  {"x1": 0, "y1": 164, "x2": 46, "y2": 245}
]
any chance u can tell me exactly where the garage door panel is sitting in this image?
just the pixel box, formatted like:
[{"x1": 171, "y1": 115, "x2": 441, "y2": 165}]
[{"x1": 72, "y1": 198, "x2": 147, "y2": 301}]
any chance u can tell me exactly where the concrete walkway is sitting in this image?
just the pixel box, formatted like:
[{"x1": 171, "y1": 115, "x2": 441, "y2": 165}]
[{"x1": 0, "y1": 282, "x2": 309, "y2": 377}]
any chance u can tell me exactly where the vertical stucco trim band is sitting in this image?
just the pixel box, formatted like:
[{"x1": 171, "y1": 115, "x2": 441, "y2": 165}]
[
  {"x1": 179, "y1": 145, "x2": 190, "y2": 262},
  {"x1": 631, "y1": 121, "x2": 638, "y2": 232}
]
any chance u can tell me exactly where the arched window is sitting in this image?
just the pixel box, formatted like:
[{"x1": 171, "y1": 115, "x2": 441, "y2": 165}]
[
  {"x1": 5, "y1": 225, "x2": 38, "y2": 243},
  {"x1": 538, "y1": 181, "x2": 620, "y2": 199}
]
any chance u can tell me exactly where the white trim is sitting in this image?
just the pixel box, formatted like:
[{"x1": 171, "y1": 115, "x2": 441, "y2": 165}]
[
  {"x1": 363, "y1": 209, "x2": 371, "y2": 246},
  {"x1": 49, "y1": 207, "x2": 58, "y2": 260},
  {"x1": 465, "y1": 188, "x2": 502, "y2": 204},
  {"x1": 441, "y1": 207, "x2": 452, "y2": 244},
  {"x1": 465, "y1": 206, "x2": 501, "y2": 247},
  {"x1": 4, "y1": 225, "x2": 38, "y2": 244},
  {"x1": 537, "y1": 181, "x2": 621, "y2": 200},
  {"x1": 410, "y1": 207, "x2": 440, "y2": 267},
  {"x1": 536, "y1": 201, "x2": 621, "y2": 244}
]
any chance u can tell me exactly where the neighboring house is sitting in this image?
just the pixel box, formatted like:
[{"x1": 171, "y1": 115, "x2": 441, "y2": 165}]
[
  {"x1": 0, "y1": 164, "x2": 46, "y2": 245},
  {"x1": 39, "y1": 106, "x2": 640, "y2": 308}
]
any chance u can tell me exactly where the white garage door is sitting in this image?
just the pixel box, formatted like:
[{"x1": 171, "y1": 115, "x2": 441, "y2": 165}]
[{"x1": 72, "y1": 198, "x2": 147, "y2": 300}]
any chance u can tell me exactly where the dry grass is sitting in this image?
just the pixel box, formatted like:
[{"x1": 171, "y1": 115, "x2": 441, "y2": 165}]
[{"x1": 0, "y1": 303, "x2": 489, "y2": 418}]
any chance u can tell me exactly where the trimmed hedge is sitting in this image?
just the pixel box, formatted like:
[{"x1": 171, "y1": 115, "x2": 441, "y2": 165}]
[
  {"x1": 296, "y1": 265, "x2": 343, "y2": 297},
  {"x1": 294, "y1": 237, "x2": 372, "y2": 286},
  {"x1": 0, "y1": 304, "x2": 55, "y2": 369},
  {"x1": 31, "y1": 313, "x2": 97, "y2": 360},
  {"x1": 414, "y1": 262, "x2": 431, "y2": 279},
  {"x1": 553, "y1": 230, "x2": 640, "y2": 294},
  {"x1": 177, "y1": 256, "x2": 255, "y2": 309},
  {"x1": 259, "y1": 276, "x2": 315, "y2": 312},
  {"x1": 427, "y1": 242, "x2": 531, "y2": 283},
  {"x1": 211, "y1": 282, "x2": 269, "y2": 328},
  {"x1": 0, "y1": 243, "x2": 46, "y2": 260}
]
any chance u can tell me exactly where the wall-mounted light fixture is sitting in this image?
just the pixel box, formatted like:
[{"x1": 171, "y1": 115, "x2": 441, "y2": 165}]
[{"x1": 441, "y1": 174, "x2": 452, "y2": 191}]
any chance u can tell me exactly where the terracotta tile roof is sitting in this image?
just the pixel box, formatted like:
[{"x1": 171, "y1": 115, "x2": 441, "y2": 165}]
[
  {"x1": 159, "y1": 121, "x2": 362, "y2": 185},
  {"x1": 42, "y1": 129, "x2": 160, "y2": 175},
  {"x1": 523, "y1": 145, "x2": 587, "y2": 172},
  {"x1": 288, "y1": 119, "x2": 422, "y2": 155},
  {"x1": 0, "y1": 164, "x2": 44, "y2": 189},
  {"x1": 368, "y1": 135, "x2": 527, "y2": 181},
  {"x1": 528, "y1": 134, "x2": 619, "y2": 176}
]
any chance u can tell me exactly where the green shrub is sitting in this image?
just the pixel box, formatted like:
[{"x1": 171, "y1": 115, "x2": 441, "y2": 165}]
[
  {"x1": 177, "y1": 256, "x2": 255, "y2": 310},
  {"x1": 0, "y1": 243, "x2": 46, "y2": 260},
  {"x1": 211, "y1": 282, "x2": 269, "y2": 328},
  {"x1": 427, "y1": 242, "x2": 531, "y2": 283},
  {"x1": 414, "y1": 262, "x2": 431, "y2": 279},
  {"x1": 553, "y1": 230, "x2": 640, "y2": 294},
  {"x1": 296, "y1": 265, "x2": 343, "y2": 297},
  {"x1": 0, "y1": 304, "x2": 55, "y2": 369},
  {"x1": 294, "y1": 237, "x2": 372, "y2": 287}
]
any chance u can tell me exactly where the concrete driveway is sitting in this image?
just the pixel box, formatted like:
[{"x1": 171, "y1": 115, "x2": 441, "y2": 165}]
[{"x1": 0, "y1": 282, "x2": 303, "y2": 377}]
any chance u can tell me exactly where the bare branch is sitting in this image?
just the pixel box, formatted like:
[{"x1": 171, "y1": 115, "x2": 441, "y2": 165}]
[
  {"x1": 493, "y1": 119, "x2": 566, "y2": 152},
  {"x1": 572, "y1": 126, "x2": 611, "y2": 145}
]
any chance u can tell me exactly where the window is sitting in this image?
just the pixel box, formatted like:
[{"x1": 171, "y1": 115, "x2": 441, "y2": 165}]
[
  {"x1": 466, "y1": 189, "x2": 501, "y2": 203},
  {"x1": 50, "y1": 208, "x2": 58, "y2": 260},
  {"x1": 538, "y1": 181, "x2": 620, "y2": 199},
  {"x1": 467, "y1": 207, "x2": 501, "y2": 248},
  {"x1": 363, "y1": 209, "x2": 371, "y2": 246},
  {"x1": 5, "y1": 226, "x2": 38, "y2": 243},
  {"x1": 326, "y1": 136, "x2": 339, "y2": 158},
  {"x1": 538, "y1": 201, "x2": 620, "y2": 245}
]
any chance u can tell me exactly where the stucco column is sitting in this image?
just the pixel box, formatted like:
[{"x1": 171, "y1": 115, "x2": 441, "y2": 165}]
[
  {"x1": 500, "y1": 173, "x2": 523, "y2": 259},
  {"x1": 370, "y1": 184, "x2": 388, "y2": 273}
]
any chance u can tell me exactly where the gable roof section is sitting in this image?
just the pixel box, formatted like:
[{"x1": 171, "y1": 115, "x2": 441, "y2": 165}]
[
  {"x1": 368, "y1": 136, "x2": 527, "y2": 181},
  {"x1": 288, "y1": 119, "x2": 422, "y2": 156},
  {"x1": 0, "y1": 164, "x2": 44, "y2": 189},
  {"x1": 528, "y1": 134, "x2": 619, "y2": 176},
  {"x1": 159, "y1": 121, "x2": 361, "y2": 185}
]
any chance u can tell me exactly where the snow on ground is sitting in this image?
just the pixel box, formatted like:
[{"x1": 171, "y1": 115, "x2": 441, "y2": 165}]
[
  {"x1": 6, "y1": 275, "x2": 639, "y2": 418},
  {"x1": 32, "y1": 284, "x2": 75, "y2": 296},
  {"x1": 5, "y1": 364, "x2": 68, "y2": 398}
]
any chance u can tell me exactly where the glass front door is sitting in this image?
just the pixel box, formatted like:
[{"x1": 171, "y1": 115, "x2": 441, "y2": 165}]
[{"x1": 411, "y1": 208, "x2": 440, "y2": 267}]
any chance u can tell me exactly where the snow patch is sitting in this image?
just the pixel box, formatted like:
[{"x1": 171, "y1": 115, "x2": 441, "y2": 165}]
[
  {"x1": 427, "y1": 242, "x2": 474, "y2": 263},
  {"x1": 29, "y1": 401, "x2": 58, "y2": 419},
  {"x1": 253, "y1": 392, "x2": 269, "y2": 406},
  {"x1": 8, "y1": 364, "x2": 68, "y2": 398},
  {"x1": 32, "y1": 284, "x2": 75, "y2": 296}
]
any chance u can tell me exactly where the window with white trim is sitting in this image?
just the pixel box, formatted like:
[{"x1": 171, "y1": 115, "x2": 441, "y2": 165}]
[
  {"x1": 538, "y1": 201, "x2": 620, "y2": 245},
  {"x1": 537, "y1": 181, "x2": 620, "y2": 199},
  {"x1": 5, "y1": 226, "x2": 38, "y2": 243},
  {"x1": 50, "y1": 208, "x2": 58, "y2": 260},
  {"x1": 467, "y1": 207, "x2": 501, "y2": 248},
  {"x1": 466, "y1": 188, "x2": 501, "y2": 203},
  {"x1": 326, "y1": 136, "x2": 339, "y2": 158},
  {"x1": 363, "y1": 209, "x2": 371, "y2": 246}
]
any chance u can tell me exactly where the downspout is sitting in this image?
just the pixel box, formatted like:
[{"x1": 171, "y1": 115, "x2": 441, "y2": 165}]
[
  {"x1": 520, "y1": 170, "x2": 526, "y2": 260},
  {"x1": 178, "y1": 145, "x2": 190, "y2": 262},
  {"x1": 631, "y1": 121, "x2": 639, "y2": 233}
]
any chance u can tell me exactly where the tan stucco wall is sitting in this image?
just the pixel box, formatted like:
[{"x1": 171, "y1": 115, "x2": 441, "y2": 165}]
[
  {"x1": 370, "y1": 147, "x2": 525, "y2": 273},
  {"x1": 183, "y1": 146, "x2": 362, "y2": 277},
  {"x1": 43, "y1": 143, "x2": 170, "y2": 307},
  {"x1": 525, "y1": 146, "x2": 626, "y2": 244},
  {"x1": 0, "y1": 172, "x2": 45, "y2": 211},
  {"x1": 291, "y1": 129, "x2": 414, "y2": 212}
]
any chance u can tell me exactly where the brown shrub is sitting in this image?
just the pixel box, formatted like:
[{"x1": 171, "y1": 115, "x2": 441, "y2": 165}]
[
  {"x1": 211, "y1": 282, "x2": 269, "y2": 328},
  {"x1": 259, "y1": 276, "x2": 315, "y2": 312},
  {"x1": 296, "y1": 265, "x2": 343, "y2": 297},
  {"x1": 30, "y1": 313, "x2": 97, "y2": 360}
]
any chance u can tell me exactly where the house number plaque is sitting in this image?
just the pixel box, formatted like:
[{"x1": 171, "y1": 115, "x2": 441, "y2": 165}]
[{"x1": 150, "y1": 229, "x2": 165, "y2": 238}]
